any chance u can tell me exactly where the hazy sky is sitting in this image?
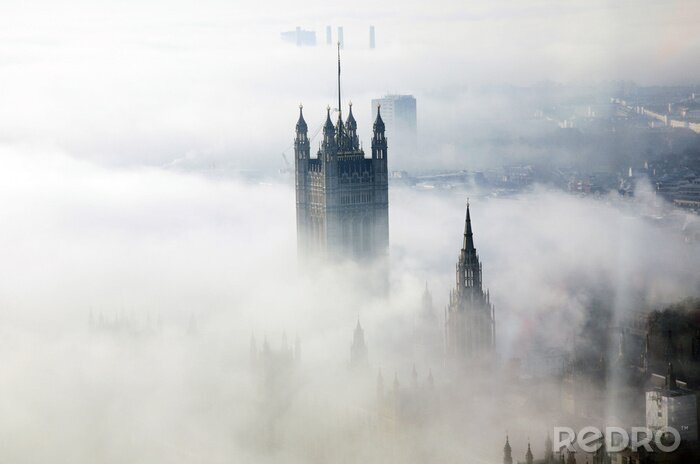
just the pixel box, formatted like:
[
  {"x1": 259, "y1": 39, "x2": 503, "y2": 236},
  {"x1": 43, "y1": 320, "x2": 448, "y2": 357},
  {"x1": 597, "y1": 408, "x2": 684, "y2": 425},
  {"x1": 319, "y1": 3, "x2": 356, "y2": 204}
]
[{"x1": 0, "y1": 0, "x2": 698, "y2": 169}]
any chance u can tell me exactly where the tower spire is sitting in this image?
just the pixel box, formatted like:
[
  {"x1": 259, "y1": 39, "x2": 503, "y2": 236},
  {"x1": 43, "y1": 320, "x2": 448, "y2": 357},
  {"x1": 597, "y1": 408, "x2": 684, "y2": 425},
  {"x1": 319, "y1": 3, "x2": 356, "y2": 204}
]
[{"x1": 463, "y1": 198, "x2": 475, "y2": 252}]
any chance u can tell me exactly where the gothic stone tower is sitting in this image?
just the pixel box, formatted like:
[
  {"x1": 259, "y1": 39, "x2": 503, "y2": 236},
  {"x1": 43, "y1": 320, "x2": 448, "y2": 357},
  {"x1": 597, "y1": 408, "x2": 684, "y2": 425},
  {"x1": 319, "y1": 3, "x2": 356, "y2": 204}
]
[
  {"x1": 294, "y1": 46, "x2": 389, "y2": 262},
  {"x1": 445, "y1": 202, "x2": 496, "y2": 364}
]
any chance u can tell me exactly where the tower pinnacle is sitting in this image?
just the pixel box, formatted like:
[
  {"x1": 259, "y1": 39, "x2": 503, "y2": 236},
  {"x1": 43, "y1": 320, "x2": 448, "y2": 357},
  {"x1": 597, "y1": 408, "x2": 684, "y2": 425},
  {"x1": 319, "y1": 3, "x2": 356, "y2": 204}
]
[
  {"x1": 463, "y1": 199, "x2": 475, "y2": 253},
  {"x1": 296, "y1": 104, "x2": 307, "y2": 133},
  {"x1": 504, "y1": 435, "x2": 513, "y2": 464}
]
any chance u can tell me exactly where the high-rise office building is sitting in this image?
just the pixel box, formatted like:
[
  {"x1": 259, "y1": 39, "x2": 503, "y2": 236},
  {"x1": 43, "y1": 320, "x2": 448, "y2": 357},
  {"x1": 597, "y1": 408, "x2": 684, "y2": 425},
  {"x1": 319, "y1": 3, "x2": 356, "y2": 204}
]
[{"x1": 371, "y1": 95, "x2": 417, "y2": 161}]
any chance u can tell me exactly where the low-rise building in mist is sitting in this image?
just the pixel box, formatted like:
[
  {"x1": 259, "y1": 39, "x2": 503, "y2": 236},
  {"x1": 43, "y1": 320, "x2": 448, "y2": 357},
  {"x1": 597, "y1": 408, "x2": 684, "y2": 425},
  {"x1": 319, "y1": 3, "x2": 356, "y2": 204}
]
[{"x1": 646, "y1": 363, "x2": 698, "y2": 442}]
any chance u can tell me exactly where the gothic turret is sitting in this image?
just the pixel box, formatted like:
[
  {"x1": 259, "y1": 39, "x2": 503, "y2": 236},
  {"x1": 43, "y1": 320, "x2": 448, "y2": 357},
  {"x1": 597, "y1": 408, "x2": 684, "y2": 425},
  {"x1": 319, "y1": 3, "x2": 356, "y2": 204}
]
[
  {"x1": 346, "y1": 102, "x2": 357, "y2": 130},
  {"x1": 503, "y1": 436, "x2": 513, "y2": 464},
  {"x1": 526, "y1": 442, "x2": 533, "y2": 464},
  {"x1": 344, "y1": 102, "x2": 359, "y2": 150},
  {"x1": 295, "y1": 105, "x2": 310, "y2": 160},
  {"x1": 373, "y1": 104, "x2": 385, "y2": 132},
  {"x1": 323, "y1": 106, "x2": 336, "y2": 149},
  {"x1": 372, "y1": 104, "x2": 387, "y2": 160},
  {"x1": 350, "y1": 319, "x2": 368, "y2": 368},
  {"x1": 296, "y1": 104, "x2": 308, "y2": 134}
]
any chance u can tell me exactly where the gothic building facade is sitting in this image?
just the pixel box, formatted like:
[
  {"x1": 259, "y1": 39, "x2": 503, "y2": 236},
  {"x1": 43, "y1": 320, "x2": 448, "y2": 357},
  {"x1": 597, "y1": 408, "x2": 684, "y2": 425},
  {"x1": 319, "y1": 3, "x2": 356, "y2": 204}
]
[
  {"x1": 445, "y1": 203, "x2": 496, "y2": 364},
  {"x1": 293, "y1": 48, "x2": 389, "y2": 262}
]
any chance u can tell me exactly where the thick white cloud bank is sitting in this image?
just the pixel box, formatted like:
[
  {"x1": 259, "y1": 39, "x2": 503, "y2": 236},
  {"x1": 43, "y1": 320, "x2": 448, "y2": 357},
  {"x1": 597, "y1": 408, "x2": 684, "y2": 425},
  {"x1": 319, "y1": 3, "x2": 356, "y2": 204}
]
[{"x1": 0, "y1": 146, "x2": 698, "y2": 462}]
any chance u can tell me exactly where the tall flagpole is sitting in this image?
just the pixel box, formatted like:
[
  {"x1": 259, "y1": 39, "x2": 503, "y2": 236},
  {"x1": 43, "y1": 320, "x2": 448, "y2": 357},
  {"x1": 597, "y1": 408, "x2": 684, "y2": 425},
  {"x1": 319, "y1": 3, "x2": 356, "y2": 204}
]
[{"x1": 337, "y1": 41, "x2": 342, "y2": 119}]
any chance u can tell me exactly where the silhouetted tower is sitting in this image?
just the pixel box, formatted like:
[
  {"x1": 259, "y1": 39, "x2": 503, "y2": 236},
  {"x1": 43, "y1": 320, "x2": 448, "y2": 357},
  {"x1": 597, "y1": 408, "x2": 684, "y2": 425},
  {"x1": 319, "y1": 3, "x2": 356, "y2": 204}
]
[
  {"x1": 526, "y1": 442, "x2": 534, "y2": 464},
  {"x1": 350, "y1": 319, "x2": 368, "y2": 368},
  {"x1": 294, "y1": 46, "x2": 389, "y2": 264},
  {"x1": 503, "y1": 436, "x2": 513, "y2": 464},
  {"x1": 369, "y1": 25, "x2": 375, "y2": 49},
  {"x1": 445, "y1": 201, "x2": 496, "y2": 364}
]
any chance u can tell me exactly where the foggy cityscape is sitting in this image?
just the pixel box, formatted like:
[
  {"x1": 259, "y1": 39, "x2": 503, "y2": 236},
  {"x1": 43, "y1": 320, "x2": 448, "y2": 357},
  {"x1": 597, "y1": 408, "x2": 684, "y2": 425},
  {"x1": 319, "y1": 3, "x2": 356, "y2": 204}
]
[{"x1": 1, "y1": 1, "x2": 700, "y2": 463}]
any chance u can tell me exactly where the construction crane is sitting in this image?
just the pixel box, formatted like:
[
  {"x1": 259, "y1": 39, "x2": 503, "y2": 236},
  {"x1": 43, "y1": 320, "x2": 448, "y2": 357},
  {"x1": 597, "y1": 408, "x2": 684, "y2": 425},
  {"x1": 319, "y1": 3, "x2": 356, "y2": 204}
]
[{"x1": 279, "y1": 152, "x2": 292, "y2": 175}]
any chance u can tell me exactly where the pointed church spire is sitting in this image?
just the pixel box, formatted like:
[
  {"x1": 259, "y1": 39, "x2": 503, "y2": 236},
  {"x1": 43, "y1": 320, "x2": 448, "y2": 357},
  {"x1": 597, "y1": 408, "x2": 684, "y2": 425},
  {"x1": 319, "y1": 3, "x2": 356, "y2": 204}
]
[
  {"x1": 503, "y1": 435, "x2": 513, "y2": 464},
  {"x1": 463, "y1": 198, "x2": 475, "y2": 252},
  {"x1": 526, "y1": 442, "x2": 534, "y2": 464}
]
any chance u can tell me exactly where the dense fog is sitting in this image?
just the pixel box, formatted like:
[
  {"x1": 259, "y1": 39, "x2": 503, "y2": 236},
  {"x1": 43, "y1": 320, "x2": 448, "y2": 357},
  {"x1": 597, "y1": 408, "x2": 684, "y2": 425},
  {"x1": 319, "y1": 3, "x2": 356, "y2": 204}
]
[
  {"x1": 1, "y1": 1, "x2": 700, "y2": 462},
  {"x1": 0, "y1": 147, "x2": 698, "y2": 462}
]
